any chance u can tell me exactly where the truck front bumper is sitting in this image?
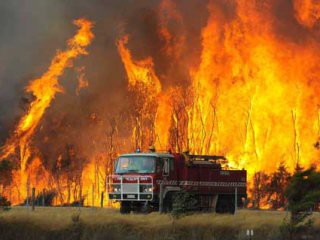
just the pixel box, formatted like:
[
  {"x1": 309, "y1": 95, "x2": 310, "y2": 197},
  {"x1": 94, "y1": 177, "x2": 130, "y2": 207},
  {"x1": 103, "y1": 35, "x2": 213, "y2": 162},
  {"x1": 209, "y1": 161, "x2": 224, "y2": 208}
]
[
  {"x1": 107, "y1": 175, "x2": 154, "y2": 201},
  {"x1": 108, "y1": 193, "x2": 153, "y2": 201}
]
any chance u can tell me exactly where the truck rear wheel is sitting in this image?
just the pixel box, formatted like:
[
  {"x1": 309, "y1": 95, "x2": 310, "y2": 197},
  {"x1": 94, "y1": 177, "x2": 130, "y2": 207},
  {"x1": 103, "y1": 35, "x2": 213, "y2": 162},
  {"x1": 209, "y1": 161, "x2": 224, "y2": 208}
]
[
  {"x1": 120, "y1": 201, "x2": 131, "y2": 214},
  {"x1": 216, "y1": 195, "x2": 235, "y2": 214}
]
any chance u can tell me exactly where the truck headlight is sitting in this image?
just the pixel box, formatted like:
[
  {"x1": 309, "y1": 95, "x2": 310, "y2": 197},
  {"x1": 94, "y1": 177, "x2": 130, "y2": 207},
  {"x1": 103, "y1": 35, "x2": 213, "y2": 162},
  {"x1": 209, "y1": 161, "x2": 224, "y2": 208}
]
[
  {"x1": 113, "y1": 186, "x2": 121, "y2": 192},
  {"x1": 142, "y1": 186, "x2": 153, "y2": 192}
]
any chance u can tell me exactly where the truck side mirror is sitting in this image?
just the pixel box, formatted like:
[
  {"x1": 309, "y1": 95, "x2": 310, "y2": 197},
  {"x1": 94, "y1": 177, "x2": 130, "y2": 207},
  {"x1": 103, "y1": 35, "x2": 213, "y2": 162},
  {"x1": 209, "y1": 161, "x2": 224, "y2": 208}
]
[
  {"x1": 163, "y1": 159, "x2": 169, "y2": 176},
  {"x1": 114, "y1": 159, "x2": 118, "y2": 172}
]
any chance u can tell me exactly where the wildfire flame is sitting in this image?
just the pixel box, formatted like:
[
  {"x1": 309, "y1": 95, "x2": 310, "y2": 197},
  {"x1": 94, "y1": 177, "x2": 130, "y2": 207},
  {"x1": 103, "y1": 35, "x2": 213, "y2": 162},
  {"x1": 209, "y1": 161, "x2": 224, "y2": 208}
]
[
  {"x1": 117, "y1": 35, "x2": 172, "y2": 150},
  {"x1": 0, "y1": 18, "x2": 94, "y2": 204},
  {"x1": 117, "y1": 35, "x2": 161, "y2": 93},
  {"x1": 1, "y1": 1, "x2": 320, "y2": 208},
  {"x1": 118, "y1": 1, "x2": 320, "y2": 181}
]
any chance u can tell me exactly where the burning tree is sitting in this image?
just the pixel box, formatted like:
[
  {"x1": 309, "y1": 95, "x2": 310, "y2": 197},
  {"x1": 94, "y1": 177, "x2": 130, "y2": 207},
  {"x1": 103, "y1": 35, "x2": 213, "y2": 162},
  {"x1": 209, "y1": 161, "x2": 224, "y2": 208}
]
[
  {"x1": 252, "y1": 171, "x2": 270, "y2": 209},
  {"x1": 267, "y1": 162, "x2": 291, "y2": 209},
  {"x1": 168, "y1": 87, "x2": 192, "y2": 152}
]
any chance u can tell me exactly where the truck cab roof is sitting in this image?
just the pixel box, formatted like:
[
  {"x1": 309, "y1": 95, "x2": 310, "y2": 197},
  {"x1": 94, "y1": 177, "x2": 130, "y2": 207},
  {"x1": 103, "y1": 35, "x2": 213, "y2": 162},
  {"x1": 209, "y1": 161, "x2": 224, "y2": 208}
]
[{"x1": 119, "y1": 152, "x2": 174, "y2": 158}]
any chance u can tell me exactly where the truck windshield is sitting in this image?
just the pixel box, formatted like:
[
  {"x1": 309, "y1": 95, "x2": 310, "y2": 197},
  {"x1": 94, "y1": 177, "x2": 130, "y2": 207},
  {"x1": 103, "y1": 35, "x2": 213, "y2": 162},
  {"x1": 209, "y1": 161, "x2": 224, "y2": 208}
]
[{"x1": 115, "y1": 156, "x2": 156, "y2": 174}]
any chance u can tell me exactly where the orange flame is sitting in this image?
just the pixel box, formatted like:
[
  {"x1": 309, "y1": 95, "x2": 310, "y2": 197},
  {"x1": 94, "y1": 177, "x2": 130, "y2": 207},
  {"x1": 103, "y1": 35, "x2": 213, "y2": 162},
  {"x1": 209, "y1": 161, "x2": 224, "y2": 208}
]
[
  {"x1": 117, "y1": 35, "x2": 174, "y2": 151},
  {"x1": 118, "y1": 1, "x2": 320, "y2": 183},
  {"x1": 0, "y1": 18, "x2": 94, "y2": 204},
  {"x1": 187, "y1": 1, "x2": 320, "y2": 181},
  {"x1": 117, "y1": 35, "x2": 161, "y2": 94}
]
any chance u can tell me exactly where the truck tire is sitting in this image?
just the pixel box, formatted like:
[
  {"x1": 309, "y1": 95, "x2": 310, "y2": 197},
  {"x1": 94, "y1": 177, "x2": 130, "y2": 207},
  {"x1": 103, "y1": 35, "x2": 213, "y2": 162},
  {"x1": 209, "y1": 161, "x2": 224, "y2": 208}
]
[
  {"x1": 138, "y1": 202, "x2": 152, "y2": 214},
  {"x1": 163, "y1": 193, "x2": 173, "y2": 213},
  {"x1": 120, "y1": 201, "x2": 131, "y2": 214}
]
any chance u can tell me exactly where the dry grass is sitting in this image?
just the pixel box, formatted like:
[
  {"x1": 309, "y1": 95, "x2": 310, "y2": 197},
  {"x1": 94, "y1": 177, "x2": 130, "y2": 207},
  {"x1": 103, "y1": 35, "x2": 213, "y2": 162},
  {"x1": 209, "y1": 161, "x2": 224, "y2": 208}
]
[{"x1": 0, "y1": 207, "x2": 319, "y2": 240}]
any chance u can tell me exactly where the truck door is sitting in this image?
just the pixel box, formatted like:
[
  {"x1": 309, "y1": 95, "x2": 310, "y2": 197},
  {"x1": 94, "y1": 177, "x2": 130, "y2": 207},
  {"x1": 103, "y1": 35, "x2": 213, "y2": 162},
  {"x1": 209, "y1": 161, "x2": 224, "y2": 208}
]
[{"x1": 162, "y1": 158, "x2": 177, "y2": 186}]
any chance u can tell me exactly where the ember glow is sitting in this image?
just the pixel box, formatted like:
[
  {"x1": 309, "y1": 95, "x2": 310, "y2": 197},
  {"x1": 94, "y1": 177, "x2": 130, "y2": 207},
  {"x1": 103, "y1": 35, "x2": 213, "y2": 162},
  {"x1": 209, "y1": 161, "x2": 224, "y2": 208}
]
[{"x1": 0, "y1": 1, "x2": 319, "y2": 207}]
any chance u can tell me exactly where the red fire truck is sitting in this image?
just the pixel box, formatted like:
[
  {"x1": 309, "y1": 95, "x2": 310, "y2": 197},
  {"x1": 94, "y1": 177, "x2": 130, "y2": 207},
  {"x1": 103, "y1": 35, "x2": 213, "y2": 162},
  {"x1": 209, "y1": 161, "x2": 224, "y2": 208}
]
[{"x1": 107, "y1": 150, "x2": 246, "y2": 214}]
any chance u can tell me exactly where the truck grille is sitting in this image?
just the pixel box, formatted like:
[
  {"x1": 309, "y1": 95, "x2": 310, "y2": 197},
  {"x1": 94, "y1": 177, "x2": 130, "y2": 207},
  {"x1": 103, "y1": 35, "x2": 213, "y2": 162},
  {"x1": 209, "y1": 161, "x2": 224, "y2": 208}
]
[
  {"x1": 123, "y1": 183, "x2": 138, "y2": 193},
  {"x1": 107, "y1": 175, "x2": 153, "y2": 201}
]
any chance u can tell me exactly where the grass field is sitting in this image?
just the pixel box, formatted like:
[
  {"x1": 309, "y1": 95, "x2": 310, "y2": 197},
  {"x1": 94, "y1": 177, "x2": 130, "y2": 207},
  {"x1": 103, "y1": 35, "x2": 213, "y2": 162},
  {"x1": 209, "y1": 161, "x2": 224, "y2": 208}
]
[{"x1": 0, "y1": 207, "x2": 320, "y2": 240}]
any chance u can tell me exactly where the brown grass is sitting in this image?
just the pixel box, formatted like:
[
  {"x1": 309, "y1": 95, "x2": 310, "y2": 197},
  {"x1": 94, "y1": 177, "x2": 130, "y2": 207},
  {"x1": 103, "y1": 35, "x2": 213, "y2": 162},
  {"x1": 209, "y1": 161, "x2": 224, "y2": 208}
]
[{"x1": 0, "y1": 207, "x2": 319, "y2": 240}]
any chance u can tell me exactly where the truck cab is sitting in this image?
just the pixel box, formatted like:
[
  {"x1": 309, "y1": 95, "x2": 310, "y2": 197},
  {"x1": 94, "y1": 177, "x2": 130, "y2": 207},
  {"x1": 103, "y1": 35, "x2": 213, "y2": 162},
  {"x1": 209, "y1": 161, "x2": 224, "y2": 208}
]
[{"x1": 107, "y1": 152, "x2": 175, "y2": 213}]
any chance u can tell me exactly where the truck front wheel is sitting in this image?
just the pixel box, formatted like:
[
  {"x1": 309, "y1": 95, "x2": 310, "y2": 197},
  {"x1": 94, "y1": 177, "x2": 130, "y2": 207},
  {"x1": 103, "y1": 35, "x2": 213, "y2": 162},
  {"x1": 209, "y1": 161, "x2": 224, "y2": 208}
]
[
  {"x1": 120, "y1": 201, "x2": 131, "y2": 214},
  {"x1": 139, "y1": 202, "x2": 152, "y2": 214}
]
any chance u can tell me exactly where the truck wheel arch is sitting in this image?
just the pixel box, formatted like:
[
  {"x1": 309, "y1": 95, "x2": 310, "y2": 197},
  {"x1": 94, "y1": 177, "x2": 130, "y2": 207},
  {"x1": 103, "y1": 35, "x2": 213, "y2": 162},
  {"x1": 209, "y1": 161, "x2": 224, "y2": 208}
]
[{"x1": 163, "y1": 186, "x2": 181, "y2": 199}]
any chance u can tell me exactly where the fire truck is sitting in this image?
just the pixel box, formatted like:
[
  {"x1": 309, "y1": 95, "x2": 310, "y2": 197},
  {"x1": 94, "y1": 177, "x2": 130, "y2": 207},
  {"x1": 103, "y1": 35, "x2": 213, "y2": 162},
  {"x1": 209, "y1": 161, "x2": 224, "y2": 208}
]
[{"x1": 107, "y1": 150, "x2": 246, "y2": 214}]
